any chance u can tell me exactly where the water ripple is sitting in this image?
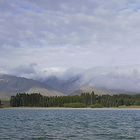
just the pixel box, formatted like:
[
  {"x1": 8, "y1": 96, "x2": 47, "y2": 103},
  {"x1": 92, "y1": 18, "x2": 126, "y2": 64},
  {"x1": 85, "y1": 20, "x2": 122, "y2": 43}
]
[{"x1": 0, "y1": 109, "x2": 140, "y2": 140}]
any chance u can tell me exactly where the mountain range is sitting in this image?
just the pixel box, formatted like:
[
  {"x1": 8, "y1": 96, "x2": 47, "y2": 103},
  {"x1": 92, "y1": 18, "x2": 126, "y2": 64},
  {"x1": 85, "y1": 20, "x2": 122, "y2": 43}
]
[
  {"x1": 42, "y1": 66, "x2": 140, "y2": 95},
  {"x1": 1, "y1": 66, "x2": 140, "y2": 99},
  {"x1": 0, "y1": 74, "x2": 64, "y2": 99}
]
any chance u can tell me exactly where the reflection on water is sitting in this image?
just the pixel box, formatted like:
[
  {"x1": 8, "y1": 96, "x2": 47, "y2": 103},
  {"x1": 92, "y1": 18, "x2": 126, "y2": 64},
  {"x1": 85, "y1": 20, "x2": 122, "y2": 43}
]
[{"x1": 0, "y1": 108, "x2": 140, "y2": 140}]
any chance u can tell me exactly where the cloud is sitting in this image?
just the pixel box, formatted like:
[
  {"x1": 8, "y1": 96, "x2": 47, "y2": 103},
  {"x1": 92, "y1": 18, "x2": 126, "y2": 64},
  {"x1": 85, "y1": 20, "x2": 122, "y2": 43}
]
[
  {"x1": 3, "y1": 63, "x2": 39, "y2": 79},
  {"x1": 6, "y1": 62, "x2": 67, "y2": 80},
  {"x1": 82, "y1": 66, "x2": 140, "y2": 92},
  {"x1": 1, "y1": 0, "x2": 140, "y2": 49},
  {"x1": 0, "y1": 0, "x2": 140, "y2": 89},
  {"x1": 10, "y1": 63, "x2": 37, "y2": 75},
  {"x1": 46, "y1": 65, "x2": 140, "y2": 93}
]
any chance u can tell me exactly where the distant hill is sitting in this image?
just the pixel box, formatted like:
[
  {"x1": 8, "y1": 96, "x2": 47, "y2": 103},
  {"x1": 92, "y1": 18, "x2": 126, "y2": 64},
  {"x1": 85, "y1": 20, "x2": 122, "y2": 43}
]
[
  {"x1": 70, "y1": 86, "x2": 116, "y2": 96},
  {"x1": 43, "y1": 70, "x2": 140, "y2": 96},
  {"x1": 43, "y1": 75, "x2": 82, "y2": 95},
  {"x1": 27, "y1": 87, "x2": 64, "y2": 96},
  {"x1": 43, "y1": 75, "x2": 119, "y2": 95},
  {"x1": 1, "y1": 67, "x2": 140, "y2": 99},
  {"x1": 0, "y1": 74, "x2": 64, "y2": 99}
]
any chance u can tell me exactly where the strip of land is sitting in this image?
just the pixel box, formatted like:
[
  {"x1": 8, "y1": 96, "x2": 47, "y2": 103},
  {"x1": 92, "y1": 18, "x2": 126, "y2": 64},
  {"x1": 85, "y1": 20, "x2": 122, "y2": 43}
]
[{"x1": 1, "y1": 106, "x2": 140, "y2": 110}]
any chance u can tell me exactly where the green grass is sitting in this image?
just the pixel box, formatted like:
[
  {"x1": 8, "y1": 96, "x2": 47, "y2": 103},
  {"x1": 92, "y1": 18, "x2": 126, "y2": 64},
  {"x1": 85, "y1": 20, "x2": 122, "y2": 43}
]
[
  {"x1": 90, "y1": 103, "x2": 103, "y2": 108},
  {"x1": 63, "y1": 103, "x2": 86, "y2": 108},
  {"x1": 118, "y1": 105, "x2": 140, "y2": 108}
]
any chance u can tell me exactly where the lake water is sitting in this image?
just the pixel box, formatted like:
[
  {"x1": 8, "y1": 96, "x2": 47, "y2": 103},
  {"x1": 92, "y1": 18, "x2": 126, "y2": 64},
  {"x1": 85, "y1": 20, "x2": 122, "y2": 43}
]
[{"x1": 0, "y1": 108, "x2": 140, "y2": 140}]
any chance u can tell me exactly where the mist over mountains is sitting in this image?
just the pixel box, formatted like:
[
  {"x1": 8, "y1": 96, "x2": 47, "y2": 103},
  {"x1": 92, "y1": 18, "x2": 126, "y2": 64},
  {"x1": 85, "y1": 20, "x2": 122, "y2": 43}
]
[
  {"x1": 1, "y1": 66, "x2": 140, "y2": 99},
  {"x1": 0, "y1": 74, "x2": 64, "y2": 99},
  {"x1": 42, "y1": 66, "x2": 140, "y2": 95}
]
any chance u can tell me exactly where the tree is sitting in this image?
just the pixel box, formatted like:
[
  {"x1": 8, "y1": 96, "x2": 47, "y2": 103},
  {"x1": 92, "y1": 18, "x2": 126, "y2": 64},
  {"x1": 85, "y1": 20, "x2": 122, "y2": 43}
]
[{"x1": 10, "y1": 92, "x2": 140, "y2": 108}]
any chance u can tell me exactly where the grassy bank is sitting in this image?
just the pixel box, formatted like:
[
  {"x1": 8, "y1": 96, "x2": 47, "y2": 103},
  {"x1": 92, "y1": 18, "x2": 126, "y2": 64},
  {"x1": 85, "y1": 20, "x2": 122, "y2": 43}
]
[
  {"x1": 118, "y1": 105, "x2": 140, "y2": 108},
  {"x1": 0, "y1": 99, "x2": 10, "y2": 108}
]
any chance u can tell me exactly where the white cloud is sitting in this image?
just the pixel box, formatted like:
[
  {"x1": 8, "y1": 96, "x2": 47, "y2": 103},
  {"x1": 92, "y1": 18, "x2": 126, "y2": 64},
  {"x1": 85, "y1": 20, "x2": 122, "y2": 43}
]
[{"x1": 0, "y1": 0, "x2": 140, "y2": 83}]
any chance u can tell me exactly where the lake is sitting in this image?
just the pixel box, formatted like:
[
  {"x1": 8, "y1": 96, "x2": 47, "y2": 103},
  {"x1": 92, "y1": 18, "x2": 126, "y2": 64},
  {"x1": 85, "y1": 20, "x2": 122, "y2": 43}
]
[{"x1": 0, "y1": 108, "x2": 140, "y2": 140}]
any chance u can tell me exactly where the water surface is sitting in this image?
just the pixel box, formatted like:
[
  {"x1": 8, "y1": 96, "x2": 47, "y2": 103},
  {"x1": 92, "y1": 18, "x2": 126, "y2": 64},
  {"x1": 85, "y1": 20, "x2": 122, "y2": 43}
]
[{"x1": 0, "y1": 108, "x2": 140, "y2": 140}]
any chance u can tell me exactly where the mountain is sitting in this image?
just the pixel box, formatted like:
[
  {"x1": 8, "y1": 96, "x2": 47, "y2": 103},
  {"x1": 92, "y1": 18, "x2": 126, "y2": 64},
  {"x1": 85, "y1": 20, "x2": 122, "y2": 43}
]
[
  {"x1": 43, "y1": 67, "x2": 140, "y2": 95},
  {"x1": 1, "y1": 65, "x2": 140, "y2": 99},
  {"x1": 0, "y1": 74, "x2": 64, "y2": 99},
  {"x1": 43, "y1": 74, "x2": 82, "y2": 94},
  {"x1": 70, "y1": 86, "x2": 115, "y2": 96},
  {"x1": 43, "y1": 74, "x2": 121, "y2": 95},
  {"x1": 27, "y1": 87, "x2": 64, "y2": 96}
]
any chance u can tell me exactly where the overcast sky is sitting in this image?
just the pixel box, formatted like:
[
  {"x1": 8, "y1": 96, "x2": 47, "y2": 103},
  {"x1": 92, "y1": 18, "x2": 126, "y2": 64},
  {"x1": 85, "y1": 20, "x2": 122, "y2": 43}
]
[{"x1": 0, "y1": 0, "x2": 140, "y2": 78}]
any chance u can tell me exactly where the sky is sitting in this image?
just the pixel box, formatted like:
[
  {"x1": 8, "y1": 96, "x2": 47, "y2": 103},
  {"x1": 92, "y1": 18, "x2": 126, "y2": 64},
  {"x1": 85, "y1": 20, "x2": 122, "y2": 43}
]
[{"x1": 0, "y1": 0, "x2": 140, "y2": 80}]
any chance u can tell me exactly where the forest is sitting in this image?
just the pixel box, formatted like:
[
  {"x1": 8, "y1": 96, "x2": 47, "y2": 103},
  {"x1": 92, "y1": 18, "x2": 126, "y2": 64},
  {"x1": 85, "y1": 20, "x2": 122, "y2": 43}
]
[{"x1": 10, "y1": 92, "x2": 140, "y2": 108}]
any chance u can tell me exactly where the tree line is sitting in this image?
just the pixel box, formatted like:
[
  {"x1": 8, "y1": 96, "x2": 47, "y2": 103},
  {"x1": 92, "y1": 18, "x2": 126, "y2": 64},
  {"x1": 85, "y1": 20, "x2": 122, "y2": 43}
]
[{"x1": 10, "y1": 92, "x2": 140, "y2": 108}]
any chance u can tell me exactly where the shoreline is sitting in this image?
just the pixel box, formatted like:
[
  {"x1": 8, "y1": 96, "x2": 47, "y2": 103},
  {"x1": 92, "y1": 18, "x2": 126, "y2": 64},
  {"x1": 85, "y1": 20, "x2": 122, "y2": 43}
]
[{"x1": 1, "y1": 106, "x2": 140, "y2": 110}]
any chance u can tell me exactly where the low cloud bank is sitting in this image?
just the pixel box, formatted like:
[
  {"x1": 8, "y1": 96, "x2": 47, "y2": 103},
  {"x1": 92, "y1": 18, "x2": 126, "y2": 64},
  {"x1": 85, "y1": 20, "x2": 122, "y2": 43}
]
[{"x1": 6, "y1": 65, "x2": 140, "y2": 93}]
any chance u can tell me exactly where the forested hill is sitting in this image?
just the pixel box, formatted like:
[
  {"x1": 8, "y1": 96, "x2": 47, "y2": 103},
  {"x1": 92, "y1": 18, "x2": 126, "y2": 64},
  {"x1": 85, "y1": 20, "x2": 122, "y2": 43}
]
[{"x1": 10, "y1": 92, "x2": 140, "y2": 108}]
